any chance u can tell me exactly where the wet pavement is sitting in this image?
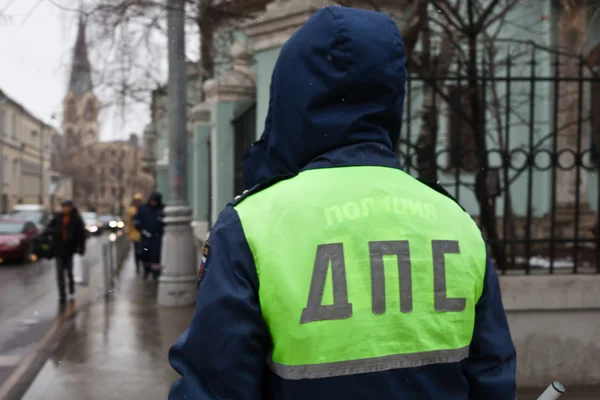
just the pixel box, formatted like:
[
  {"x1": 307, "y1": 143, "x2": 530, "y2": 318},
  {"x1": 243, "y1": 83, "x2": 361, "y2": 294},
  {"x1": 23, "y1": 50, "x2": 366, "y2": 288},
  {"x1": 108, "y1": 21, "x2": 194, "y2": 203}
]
[
  {"x1": 0, "y1": 235, "x2": 104, "y2": 398},
  {"x1": 518, "y1": 386, "x2": 600, "y2": 399},
  {"x1": 21, "y1": 253, "x2": 195, "y2": 400}
]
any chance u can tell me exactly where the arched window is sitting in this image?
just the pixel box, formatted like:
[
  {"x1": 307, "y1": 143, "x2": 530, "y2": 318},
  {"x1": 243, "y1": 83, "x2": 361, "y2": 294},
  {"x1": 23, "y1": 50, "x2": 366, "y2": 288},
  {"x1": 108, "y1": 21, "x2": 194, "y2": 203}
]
[
  {"x1": 66, "y1": 128, "x2": 75, "y2": 144},
  {"x1": 84, "y1": 101, "x2": 96, "y2": 121},
  {"x1": 66, "y1": 99, "x2": 77, "y2": 122}
]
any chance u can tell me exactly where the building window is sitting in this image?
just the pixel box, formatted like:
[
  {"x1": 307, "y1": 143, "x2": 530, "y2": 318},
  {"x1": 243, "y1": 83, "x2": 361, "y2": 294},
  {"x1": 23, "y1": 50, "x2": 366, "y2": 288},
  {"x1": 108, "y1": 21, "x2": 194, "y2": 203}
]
[
  {"x1": 447, "y1": 86, "x2": 477, "y2": 171},
  {"x1": 3, "y1": 158, "x2": 9, "y2": 184},
  {"x1": 66, "y1": 128, "x2": 75, "y2": 143},
  {"x1": 84, "y1": 101, "x2": 95, "y2": 121},
  {"x1": 0, "y1": 109, "x2": 4, "y2": 135},
  {"x1": 12, "y1": 113, "x2": 17, "y2": 137},
  {"x1": 66, "y1": 99, "x2": 77, "y2": 122},
  {"x1": 12, "y1": 158, "x2": 18, "y2": 189}
]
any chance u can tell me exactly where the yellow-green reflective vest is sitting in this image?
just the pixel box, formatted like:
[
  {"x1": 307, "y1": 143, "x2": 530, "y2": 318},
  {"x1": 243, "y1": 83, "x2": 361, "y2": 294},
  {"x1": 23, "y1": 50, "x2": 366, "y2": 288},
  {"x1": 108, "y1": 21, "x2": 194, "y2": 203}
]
[{"x1": 235, "y1": 166, "x2": 487, "y2": 380}]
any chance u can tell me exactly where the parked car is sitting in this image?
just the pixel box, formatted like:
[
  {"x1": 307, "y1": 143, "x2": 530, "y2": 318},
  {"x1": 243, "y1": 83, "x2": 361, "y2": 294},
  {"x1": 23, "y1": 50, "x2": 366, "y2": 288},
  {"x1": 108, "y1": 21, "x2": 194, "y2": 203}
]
[
  {"x1": 10, "y1": 204, "x2": 50, "y2": 232},
  {"x1": 0, "y1": 219, "x2": 39, "y2": 263},
  {"x1": 97, "y1": 215, "x2": 125, "y2": 233},
  {"x1": 82, "y1": 211, "x2": 101, "y2": 236}
]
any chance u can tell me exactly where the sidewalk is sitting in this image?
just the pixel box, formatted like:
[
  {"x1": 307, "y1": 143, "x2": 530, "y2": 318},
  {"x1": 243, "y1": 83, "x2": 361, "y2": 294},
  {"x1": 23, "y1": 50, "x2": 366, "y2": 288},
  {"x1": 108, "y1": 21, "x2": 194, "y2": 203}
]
[
  {"x1": 21, "y1": 254, "x2": 195, "y2": 400},
  {"x1": 0, "y1": 236, "x2": 106, "y2": 400}
]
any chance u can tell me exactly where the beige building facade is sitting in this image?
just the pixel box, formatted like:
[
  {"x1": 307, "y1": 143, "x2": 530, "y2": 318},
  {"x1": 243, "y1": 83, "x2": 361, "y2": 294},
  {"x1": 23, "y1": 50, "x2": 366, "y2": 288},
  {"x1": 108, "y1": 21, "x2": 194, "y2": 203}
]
[{"x1": 0, "y1": 89, "x2": 56, "y2": 213}]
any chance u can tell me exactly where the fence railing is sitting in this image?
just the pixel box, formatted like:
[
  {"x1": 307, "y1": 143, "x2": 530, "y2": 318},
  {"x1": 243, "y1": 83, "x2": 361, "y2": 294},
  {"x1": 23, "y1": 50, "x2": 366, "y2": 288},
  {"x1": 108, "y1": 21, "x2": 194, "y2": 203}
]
[{"x1": 399, "y1": 46, "x2": 600, "y2": 274}]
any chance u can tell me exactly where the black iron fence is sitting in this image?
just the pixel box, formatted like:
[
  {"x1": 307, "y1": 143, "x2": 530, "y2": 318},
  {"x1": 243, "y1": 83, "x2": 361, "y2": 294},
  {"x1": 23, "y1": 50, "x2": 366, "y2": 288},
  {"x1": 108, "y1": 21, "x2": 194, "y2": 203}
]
[{"x1": 398, "y1": 48, "x2": 600, "y2": 274}]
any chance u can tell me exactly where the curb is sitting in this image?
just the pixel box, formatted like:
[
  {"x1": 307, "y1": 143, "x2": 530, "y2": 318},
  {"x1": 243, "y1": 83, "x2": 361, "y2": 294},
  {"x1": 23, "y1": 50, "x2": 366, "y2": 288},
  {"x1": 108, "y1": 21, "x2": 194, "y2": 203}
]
[{"x1": 0, "y1": 301, "x2": 77, "y2": 400}]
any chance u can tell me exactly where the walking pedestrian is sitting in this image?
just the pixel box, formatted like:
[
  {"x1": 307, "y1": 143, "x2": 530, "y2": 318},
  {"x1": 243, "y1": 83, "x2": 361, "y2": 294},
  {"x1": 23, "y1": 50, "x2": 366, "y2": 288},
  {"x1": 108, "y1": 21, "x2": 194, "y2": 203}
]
[
  {"x1": 126, "y1": 193, "x2": 144, "y2": 273},
  {"x1": 46, "y1": 200, "x2": 86, "y2": 303},
  {"x1": 133, "y1": 192, "x2": 165, "y2": 280},
  {"x1": 168, "y1": 7, "x2": 516, "y2": 400}
]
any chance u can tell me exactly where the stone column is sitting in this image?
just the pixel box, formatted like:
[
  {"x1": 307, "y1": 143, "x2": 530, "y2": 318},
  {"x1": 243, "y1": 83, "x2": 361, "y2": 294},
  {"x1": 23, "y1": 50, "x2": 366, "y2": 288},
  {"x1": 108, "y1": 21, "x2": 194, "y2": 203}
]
[
  {"x1": 158, "y1": 0, "x2": 197, "y2": 308},
  {"x1": 141, "y1": 124, "x2": 157, "y2": 176},
  {"x1": 204, "y1": 40, "x2": 256, "y2": 224},
  {"x1": 190, "y1": 103, "x2": 211, "y2": 245}
]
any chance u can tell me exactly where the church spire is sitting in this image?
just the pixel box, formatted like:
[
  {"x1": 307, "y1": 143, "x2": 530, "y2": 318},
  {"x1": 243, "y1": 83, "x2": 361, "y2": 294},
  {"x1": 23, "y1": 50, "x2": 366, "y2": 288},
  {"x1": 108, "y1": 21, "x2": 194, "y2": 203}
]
[{"x1": 68, "y1": 12, "x2": 93, "y2": 97}]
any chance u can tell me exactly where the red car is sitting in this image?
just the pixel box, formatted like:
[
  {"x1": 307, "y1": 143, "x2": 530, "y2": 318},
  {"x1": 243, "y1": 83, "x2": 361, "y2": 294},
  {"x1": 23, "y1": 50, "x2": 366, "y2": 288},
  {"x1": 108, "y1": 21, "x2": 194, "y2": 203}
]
[{"x1": 0, "y1": 219, "x2": 39, "y2": 263}]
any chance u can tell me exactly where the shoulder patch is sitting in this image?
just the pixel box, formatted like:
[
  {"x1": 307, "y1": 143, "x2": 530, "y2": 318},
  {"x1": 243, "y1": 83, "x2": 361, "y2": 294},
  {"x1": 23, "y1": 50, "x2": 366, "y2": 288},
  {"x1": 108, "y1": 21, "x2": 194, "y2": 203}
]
[
  {"x1": 417, "y1": 178, "x2": 466, "y2": 211},
  {"x1": 197, "y1": 239, "x2": 210, "y2": 288}
]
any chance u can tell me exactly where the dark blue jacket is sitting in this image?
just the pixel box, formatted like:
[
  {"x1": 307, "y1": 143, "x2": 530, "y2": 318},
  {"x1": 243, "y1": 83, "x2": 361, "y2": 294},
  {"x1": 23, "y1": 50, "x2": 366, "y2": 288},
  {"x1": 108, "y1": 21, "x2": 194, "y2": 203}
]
[
  {"x1": 168, "y1": 6, "x2": 516, "y2": 400},
  {"x1": 46, "y1": 208, "x2": 86, "y2": 258},
  {"x1": 133, "y1": 193, "x2": 165, "y2": 264}
]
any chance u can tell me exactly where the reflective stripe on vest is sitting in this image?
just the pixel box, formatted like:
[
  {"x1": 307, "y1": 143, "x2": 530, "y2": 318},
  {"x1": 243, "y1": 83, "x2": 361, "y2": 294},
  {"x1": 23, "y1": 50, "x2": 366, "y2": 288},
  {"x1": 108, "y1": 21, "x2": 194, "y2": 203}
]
[{"x1": 235, "y1": 166, "x2": 487, "y2": 380}]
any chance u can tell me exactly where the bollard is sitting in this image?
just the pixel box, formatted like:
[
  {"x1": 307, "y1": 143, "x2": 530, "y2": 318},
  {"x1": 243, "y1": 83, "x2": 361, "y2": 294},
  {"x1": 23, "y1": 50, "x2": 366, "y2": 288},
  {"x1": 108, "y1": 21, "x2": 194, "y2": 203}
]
[
  {"x1": 102, "y1": 242, "x2": 111, "y2": 296},
  {"x1": 537, "y1": 381, "x2": 565, "y2": 400},
  {"x1": 81, "y1": 254, "x2": 90, "y2": 286},
  {"x1": 108, "y1": 238, "x2": 115, "y2": 285}
]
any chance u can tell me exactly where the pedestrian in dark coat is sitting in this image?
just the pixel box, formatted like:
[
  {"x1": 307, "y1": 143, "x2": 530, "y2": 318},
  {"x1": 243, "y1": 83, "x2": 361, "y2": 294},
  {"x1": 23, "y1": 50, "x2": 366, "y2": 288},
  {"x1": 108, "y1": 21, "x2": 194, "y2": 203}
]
[
  {"x1": 45, "y1": 200, "x2": 86, "y2": 303},
  {"x1": 133, "y1": 192, "x2": 165, "y2": 280}
]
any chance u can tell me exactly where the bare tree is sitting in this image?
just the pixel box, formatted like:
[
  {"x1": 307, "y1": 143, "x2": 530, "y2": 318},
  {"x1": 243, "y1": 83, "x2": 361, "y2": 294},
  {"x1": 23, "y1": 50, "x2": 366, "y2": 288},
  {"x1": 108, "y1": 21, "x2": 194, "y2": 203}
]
[
  {"x1": 70, "y1": 0, "x2": 600, "y2": 269},
  {"x1": 69, "y1": 0, "x2": 270, "y2": 115},
  {"x1": 399, "y1": 0, "x2": 600, "y2": 270}
]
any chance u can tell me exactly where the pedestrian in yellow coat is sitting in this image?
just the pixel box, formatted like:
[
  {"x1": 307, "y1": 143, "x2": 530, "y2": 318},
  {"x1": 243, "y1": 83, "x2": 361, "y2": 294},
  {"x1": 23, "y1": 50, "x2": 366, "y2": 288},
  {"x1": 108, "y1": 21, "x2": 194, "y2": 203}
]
[{"x1": 126, "y1": 193, "x2": 144, "y2": 273}]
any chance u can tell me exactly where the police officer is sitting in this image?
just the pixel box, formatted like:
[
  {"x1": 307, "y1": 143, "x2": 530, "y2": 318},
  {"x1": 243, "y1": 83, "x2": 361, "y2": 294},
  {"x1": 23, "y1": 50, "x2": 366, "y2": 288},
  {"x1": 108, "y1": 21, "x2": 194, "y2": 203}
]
[{"x1": 168, "y1": 6, "x2": 516, "y2": 400}]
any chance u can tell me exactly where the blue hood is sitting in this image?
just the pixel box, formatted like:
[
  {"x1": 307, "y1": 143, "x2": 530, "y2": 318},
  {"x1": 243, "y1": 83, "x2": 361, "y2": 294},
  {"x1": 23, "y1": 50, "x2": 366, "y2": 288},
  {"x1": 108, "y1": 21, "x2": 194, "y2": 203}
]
[{"x1": 243, "y1": 6, "x2": 406, "y2": 189}]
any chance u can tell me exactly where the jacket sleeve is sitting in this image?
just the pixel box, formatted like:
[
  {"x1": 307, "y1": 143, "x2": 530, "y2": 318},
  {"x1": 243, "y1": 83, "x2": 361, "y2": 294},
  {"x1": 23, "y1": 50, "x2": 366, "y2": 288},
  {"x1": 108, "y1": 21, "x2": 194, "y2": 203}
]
[
  {"x1": 462, "y1": 254, "x2": 517, "y2": 399},
  {"x1": 168, "y1": 206, "x2": 270, "y2": 400}
]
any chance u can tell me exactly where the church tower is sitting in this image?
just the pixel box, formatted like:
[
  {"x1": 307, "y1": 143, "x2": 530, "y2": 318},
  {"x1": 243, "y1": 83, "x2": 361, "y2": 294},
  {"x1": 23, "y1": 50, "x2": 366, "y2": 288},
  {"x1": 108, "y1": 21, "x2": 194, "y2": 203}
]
[{"x1": 62, "y1": 14, "x2": 99, "y2": 152}]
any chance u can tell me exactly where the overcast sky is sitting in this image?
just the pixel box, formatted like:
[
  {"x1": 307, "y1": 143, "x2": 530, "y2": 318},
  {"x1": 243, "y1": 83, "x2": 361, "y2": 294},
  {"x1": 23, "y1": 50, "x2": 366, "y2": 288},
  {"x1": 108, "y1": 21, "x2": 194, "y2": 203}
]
[{"x1": 0, "y1": 0, "x2": 164, "y2": 141}]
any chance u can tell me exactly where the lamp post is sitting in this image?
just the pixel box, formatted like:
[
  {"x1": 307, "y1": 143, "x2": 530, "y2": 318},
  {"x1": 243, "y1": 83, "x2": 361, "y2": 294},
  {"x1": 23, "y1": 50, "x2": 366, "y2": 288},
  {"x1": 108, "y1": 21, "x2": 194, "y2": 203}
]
[
  {"x1": 157, "y1": 0, "x2": 197, "y2": 307},
  {"x1": 39, "y1": 120, "x2": 44, "y2": 205}
]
